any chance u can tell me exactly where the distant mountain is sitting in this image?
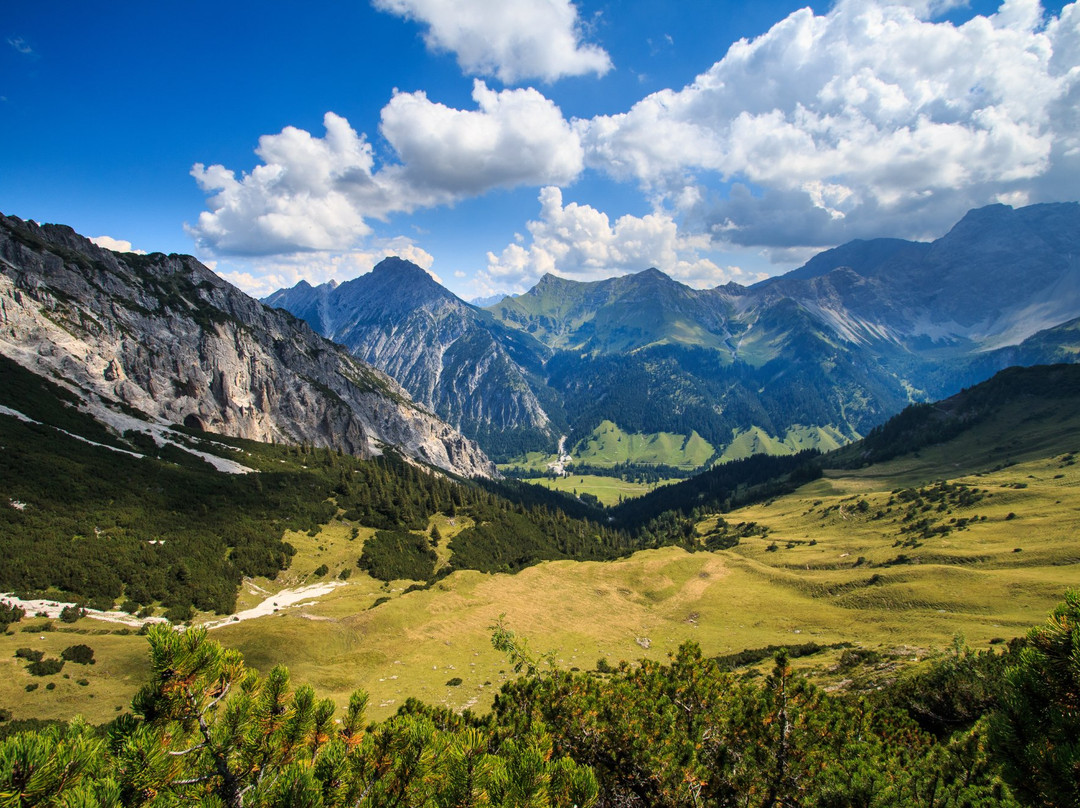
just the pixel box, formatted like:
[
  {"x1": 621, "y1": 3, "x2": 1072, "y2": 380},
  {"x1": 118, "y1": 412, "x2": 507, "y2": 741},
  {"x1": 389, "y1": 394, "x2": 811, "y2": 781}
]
[
  {"x1": 487, "y1": 202, "x2": 1080, "y2": 452},
  {"x1": 492, "y1": 268, "x2": 733, "y2": 355},
  {"x1": 0, "y1": 214, "x2": 495, "y2": 478},
  {"x1": 517, "y1": 269, "x2": 907, "y2": 457},
  {"x1": 470, "y1": 292, "x2": 511, "y2": 308},
  {"x1": 267, "y1": 202, "x2": 1080, "y2": 465},
  {"x1": 264, "y1": 258, "x2": 560, "y2": 459},
  {"x1": 757, "y1": 202, "x2": 1080, "y2": 354}
]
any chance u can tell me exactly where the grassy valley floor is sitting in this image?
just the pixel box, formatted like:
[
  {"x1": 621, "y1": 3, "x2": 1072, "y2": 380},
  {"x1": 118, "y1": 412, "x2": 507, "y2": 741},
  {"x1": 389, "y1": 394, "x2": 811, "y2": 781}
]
[
  {"x1": 4, "y1": 443, "x2": 1078, "y2": 725},
  {"x1": 523, "y1": 473, "x2": 677, "y2": 506}
]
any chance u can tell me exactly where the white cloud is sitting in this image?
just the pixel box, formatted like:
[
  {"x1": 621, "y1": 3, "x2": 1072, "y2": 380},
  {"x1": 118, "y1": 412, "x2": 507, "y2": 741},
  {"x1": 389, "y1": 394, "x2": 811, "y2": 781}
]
[
  {"x1": 214, "y1": 238, "x2": 436, "y2": 299},
  {"x1": 372, "y1": 0, "x2": 611, "y2": 83},
  {"x1": 481, "y1": 187, "x2": 752, "y2": 294},
  {"x1": 579, "y1": 0, "x2": 1080, "y2": 249},
  {"x1": 888, "y1": 0, "x2": 972, "y2": 17},
  {"x1": 189, "y1": 85, "x2": 581, "y2": 257},
  {"x1": 380, "y1": 80, "x2": 585, "y2": 195},
  {"x1": 7, "y1": 37, "x2": 33, "y2": 55},
  {"x1": 190, "y1": 0, "x2": 1079, "y2": 292},
  {"x1": 90, "y1": 235, "x2": 146, "y2": 254},
  {"x1": 187, "y1": 113, "x2": 378, "y2": 256}
]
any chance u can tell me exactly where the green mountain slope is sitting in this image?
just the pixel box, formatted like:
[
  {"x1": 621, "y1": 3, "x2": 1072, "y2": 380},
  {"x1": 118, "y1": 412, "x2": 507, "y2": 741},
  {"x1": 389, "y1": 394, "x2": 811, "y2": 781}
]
[
  {"x1": 482, "y1": 203, "x2": 1080, "y2": 464},
  {"x1": 602, "y1": 363, "x2": 1080, "y2": 528},
  {"x1": 491, "y1": 268, "x2": 735, "y2": 354},
  {"x1": 828, "y1": 363, "x2": 1080, "y2": 471}
]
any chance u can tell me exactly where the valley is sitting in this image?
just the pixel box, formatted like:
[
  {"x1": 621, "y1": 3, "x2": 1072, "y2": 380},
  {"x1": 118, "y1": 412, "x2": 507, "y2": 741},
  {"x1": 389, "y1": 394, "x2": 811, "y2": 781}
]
[
  {"x1": 5, "y1": 369, "x2": 1080, "y2": 727},
  {"x1": 3, "y1": 207, "x2": 1080, "y2": 805},
  {"x1": 9, "y1": 0, "x2": 1080, "y2": 798}
]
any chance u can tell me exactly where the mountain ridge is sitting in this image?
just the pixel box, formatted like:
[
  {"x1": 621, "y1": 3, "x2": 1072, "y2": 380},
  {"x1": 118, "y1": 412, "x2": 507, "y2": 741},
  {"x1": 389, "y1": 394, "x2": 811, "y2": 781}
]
[
  {"x1": 264, "y1": 258, "x2": 559, "y2": 458},
  {"x1": 0, "y1": 213, "x2": 496, "y2": 478},
  {"x1": 265, "y1": 201, "x2": 1080, "y2": 464}
]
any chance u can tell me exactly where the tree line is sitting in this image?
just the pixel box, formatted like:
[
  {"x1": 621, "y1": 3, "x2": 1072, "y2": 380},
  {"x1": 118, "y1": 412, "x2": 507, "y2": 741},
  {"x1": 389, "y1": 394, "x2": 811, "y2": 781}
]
[{"x1": 8, "y1": 344, "x2": 828, "y2": 606}]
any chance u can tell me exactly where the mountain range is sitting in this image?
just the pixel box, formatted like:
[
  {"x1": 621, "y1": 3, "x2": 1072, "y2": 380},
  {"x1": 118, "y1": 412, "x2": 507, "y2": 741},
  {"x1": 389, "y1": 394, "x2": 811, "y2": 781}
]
[
  {"x1": 268, "y1": 202, "x2": 1080, "y2": 464},
  {"x1": 263, "y1": 258, "x2": 562, "y2": 459},
  {"x1": 0, "y1": 214, "x2": 495, "y2": 479}
]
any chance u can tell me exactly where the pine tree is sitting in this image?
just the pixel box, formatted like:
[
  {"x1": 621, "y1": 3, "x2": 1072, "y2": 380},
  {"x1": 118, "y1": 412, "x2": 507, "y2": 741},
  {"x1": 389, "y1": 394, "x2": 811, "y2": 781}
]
[{"x1": 992, "y1": 590, "x2": 1080, "y2": 806}]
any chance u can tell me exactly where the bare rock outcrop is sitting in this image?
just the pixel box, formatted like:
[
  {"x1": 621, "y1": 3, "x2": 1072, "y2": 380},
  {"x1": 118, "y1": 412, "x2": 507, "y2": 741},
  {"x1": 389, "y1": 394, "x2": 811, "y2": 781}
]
[{"x1": 0, "y1": 214, "x2": 496, "y2": 478}]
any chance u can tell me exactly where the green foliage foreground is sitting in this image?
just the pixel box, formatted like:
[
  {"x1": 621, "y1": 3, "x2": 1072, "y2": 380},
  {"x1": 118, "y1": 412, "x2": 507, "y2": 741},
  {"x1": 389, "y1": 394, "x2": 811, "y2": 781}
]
[{"x1": 4, "y1": 594, "x2": 1080, "y2": 807}]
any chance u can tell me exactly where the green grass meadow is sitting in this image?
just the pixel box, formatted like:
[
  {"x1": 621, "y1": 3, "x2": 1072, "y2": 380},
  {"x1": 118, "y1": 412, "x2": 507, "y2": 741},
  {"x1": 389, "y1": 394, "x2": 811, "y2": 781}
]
[
  {"x1": 503, "y1": 421, "x2": 855, "y2": 480},
  {"x1": 572, "y1": 421, "x2": 714, "y2": 468},
  {"x1": 5, "y1": 394, "x2": 1080, "y2": 725},
  {"x1": 526, "y1": 474, "x2": 677, "y2": 506}
]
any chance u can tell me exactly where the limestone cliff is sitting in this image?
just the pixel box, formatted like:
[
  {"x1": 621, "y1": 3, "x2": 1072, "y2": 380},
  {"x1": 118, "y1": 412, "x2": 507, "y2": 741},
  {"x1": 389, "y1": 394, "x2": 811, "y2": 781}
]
[{"x1": 0, "y1": 214, "x2": 496, "y2": 478}]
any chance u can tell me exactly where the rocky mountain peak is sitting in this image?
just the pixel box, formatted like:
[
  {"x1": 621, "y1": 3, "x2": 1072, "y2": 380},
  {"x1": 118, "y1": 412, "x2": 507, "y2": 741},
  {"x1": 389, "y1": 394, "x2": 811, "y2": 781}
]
[
  {"x1": 0, "y1": 213, "x2": 497, "y2": 478},
  {"x1": 265, "y1": 257, "x2": 557, "y2": 458},
  {"x1": 532, "y1": 272, "x2": 570, "y2": 290},
  {"x1": 942, "y1": 202, "x2": 1015, "y2": 240},
  {"x1": 332, "y1": 256, "x2": 457, "y2": 314},
  {"x1": 369, "y1": 256, "x2": 441, "y2": 288}
]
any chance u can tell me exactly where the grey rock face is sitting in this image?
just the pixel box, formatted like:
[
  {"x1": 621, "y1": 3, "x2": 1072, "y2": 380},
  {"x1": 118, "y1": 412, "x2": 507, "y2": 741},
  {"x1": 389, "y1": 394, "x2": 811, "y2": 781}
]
[
  {"x1": 0, "y1": 214, "x2": 495, "y2": 479},
  {"x1": 265, "y1": 258, "x2": 556, "y2": 448}
]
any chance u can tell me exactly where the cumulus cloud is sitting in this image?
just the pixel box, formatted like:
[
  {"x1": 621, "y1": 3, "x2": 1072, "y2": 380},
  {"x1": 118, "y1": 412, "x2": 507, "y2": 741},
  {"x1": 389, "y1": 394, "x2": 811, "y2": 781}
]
[
  {"x1": 191, "y1": 0, "x2": 1079, "y2": 290},
  {"x1": 480, "y1": 187, "x2": 753, "y2": 294},
  {"x1": 189, "y1": 84, "x2": 581, "y2": 257},
  {"x1": 188, "y1": 113, "x2": 378, "y2": 256},
  {"x1": 90, "y1": 235, "x2": 146, "y2": 254},
  {"x1": 579, "y1": 0, "x2": 1080, "y2": 249},
  {"x1": 380, "y1": 80, "x2": 584, "y2": 195},
  {"x1": 215, "y1": 238, "x2": 436, "y2": 300},
  {"x1": 372, "y1": 0, "x2": 611, "y2": 83}
]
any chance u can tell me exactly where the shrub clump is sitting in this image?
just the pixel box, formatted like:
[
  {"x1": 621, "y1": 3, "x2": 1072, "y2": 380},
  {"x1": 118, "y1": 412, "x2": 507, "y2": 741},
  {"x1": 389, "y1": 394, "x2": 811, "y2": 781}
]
[
  {"x1": 59, "y1": 605, "x2": 86, "y2": 623},
  {"x1": 27, "y1": 658, "x2": 64, "y2": 676},
  {"x1": 359, "y1": 529, "x2": 436, "y2": 582},
  {"x1": 61, "y1": 644, "x2": 95, "y2": 665},
  {"x1": 0, "y1": 601, "x2": 25, "y2": 631},
  {"x1": 164, "y1": 604, "x2": 194, "y2": 624},
  {"x1": 839, "y1": 648, "x2": 883, "y2": 668}
]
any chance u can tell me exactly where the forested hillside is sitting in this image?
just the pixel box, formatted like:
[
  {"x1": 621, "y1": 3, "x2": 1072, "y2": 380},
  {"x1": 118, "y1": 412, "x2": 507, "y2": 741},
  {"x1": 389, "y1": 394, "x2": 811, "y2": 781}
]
[
  {"x1": 0, "y1": 352, "x2": 701, "y2": 613},
  {"x1": 829, "y1": 363, "x2": 1080, "y2": 468},
  {"x1": 7, "y1": 361, "x2": 1080, "y2": 618}
]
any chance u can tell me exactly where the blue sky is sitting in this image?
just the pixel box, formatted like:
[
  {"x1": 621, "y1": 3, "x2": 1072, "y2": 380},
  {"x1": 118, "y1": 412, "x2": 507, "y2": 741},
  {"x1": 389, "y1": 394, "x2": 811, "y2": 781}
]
[{"x1": 3, "y1": 0, "x2": 1078, "y2": 300}]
